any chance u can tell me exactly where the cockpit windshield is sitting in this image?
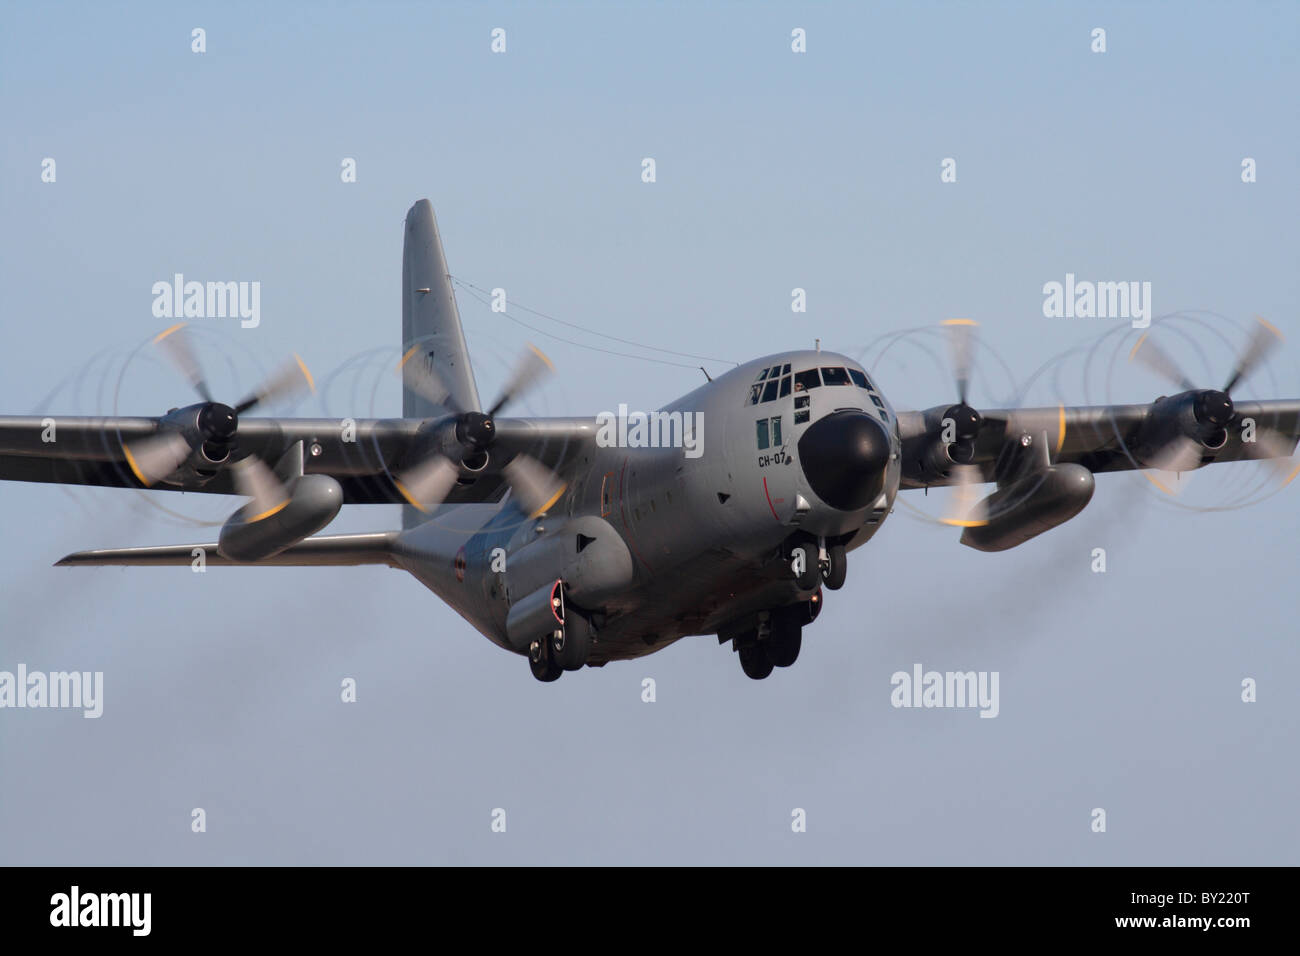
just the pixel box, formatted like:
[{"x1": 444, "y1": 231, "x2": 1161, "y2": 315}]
[{"x1": 745, "y1": 362, "x2": 883, "y2": 410}]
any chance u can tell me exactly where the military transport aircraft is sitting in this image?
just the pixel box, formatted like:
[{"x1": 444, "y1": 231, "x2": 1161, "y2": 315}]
[{"x1": 2, "y1": 200, "x2": 1297, "y2": 681}]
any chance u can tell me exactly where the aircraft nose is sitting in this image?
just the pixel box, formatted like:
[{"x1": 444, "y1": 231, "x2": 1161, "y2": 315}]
[{"x1": 797, "y1": 410, "x2": 891, "y2": 511}]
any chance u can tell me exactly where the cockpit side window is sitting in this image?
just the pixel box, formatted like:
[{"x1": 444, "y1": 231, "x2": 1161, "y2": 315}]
[
  {"x1": 848, "y1": 368, "x2": 869, "y2": 389},
  {"x1": 794, "y1": 369, "x2": 821, "y2": 392}
]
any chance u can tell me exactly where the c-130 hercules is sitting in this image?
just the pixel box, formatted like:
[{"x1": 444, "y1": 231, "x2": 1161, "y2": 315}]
[{"x1": 3, "y1": 200, "x2": 1297, "y2": 681}]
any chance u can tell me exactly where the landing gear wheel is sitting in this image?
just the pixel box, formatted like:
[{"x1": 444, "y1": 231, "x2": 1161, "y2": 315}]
[
  {"x1": 551, "y1": 613, "x2": 593, "y2": 671},
  {"x1": 766, "y1": 616, "x2": 802, "y2": 667},
  {"x1": 791, "y1": 541, "x2": 820, "y2": 590},
  {"x1": 821, "y1": 543, "x2": 847, "y2": 590},
  {"x1": 739, "y1": 644, "x2": 774, "y2": 680},
  {"x1": 528, "y1": 637, "x2": 562, "y2": 682}
]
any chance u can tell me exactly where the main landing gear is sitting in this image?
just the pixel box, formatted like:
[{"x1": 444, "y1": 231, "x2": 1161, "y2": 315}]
[
  {"x1": 528, "y1": 611, "x2": 594, "y2": 682},
  {"x1": 733, "y1": 592, "x2": 822, "y2": 680}
]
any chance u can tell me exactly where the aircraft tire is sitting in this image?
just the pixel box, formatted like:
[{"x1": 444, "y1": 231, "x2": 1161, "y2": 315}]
[
  {"x1": 791, "y1": 542, "x2": 820, "y2": 590},
  {"x1": 552, "y1": 613, "x2": 593, "y2": 671},
  {"x1": 739, "y1": 644, "x2": 774, "y2": 680},
  {"x1": 822, "y1": 543, "x2": 847, "y2": 590},
  {"x1": 766, "y1": 618, "x2": 802, "y2": 668},
  {"x1": 529, "y1": 637, "x2": 563, "y2": 682}
]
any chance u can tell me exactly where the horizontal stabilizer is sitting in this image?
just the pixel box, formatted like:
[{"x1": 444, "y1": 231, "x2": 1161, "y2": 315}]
[{"x1": 56, "y1": 532, "x2": 400, "y2": 568}]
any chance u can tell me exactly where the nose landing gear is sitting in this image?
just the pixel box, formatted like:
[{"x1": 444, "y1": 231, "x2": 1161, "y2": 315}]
[
  {"x1": 821, "y1": 541, "x2": 847, "y2": 590},
  {"x1": 788, "y1": 536, "x2": 849, "y2": 591}
]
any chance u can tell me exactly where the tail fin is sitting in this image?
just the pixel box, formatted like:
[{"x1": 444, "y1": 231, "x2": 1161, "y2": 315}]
[
  {"x1": 403, "y1": 200, "x2": 482, "y2": 417},
  {"x1": 402, "y1": 199, "x2": 481, "y2": 528}
]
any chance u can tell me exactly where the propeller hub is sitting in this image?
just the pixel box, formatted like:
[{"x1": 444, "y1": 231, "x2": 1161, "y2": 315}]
[
  {"x1": 942, "y1": 403, "x2": 983, "y2": 442},
  {"x1": 199, "y1": 403, "x2": 239, "y2": 441},
  {"x1": 457, "y1": 412, "x2": 496, "y2": 450},
  {"x1": 1194, "y1": 390, "x2": 1233, "y2": 428}
]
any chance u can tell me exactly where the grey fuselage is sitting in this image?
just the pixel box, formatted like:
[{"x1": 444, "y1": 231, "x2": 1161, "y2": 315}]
[{"x1": 391, "y1": 350, "x2": 900, "y2": 664}]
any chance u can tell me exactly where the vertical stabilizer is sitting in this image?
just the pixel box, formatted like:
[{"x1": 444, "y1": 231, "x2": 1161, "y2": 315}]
[
  {"x1": 402, "y1": 200, "x2": 482, "y2": 527},
  {"x1": 402, "y1": 200, "x2": 482, "y2": 416}
]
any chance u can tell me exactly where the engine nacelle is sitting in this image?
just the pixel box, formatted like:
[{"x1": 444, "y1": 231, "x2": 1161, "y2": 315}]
[
  {"x1": 1131, "y1": 391, "x2": 1232, "y2": 468},
  {"x1": 217, "y1": 474, "x2": 344, "y2": 561},
  {"x1": 960, "y1": 463, "x2": 1094, "y2": 552}
]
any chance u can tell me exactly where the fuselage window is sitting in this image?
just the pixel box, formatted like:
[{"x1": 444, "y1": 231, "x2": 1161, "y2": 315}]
[
  {"x1": 794, "y1": 369, "x2": 821, "y2": 392},
  {"x1": 848, "y1": 368, "x2": 870, "y2": 389},
  {"x1": 794, "y1": 393, "x2": 810, "y2": 424},
  {"x1": 821, "y1": 366, "x2": 850, "y2": 386},
  {"x1": 770, "y1": 415, "x2": 783, "y2": 446},
  {"x1": 870, "y1": 394, "x2": 885, "y2": 409},
  {"x1": 756, "y1": 419, "x2": 770, "y2": 450}
]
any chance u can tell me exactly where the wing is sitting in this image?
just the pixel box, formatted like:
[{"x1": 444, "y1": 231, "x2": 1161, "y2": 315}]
[
  {"x1": 896, "y1": 399, "x2": 1300, "y2": 489},
  {"x1": 0, "y1": 414, "x2": 598, "y2": 505}
]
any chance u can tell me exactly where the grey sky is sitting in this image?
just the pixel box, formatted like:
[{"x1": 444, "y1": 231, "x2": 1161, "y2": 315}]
[{"x1": 1, "y1": 2, "x2": 1297, "y2": 864}]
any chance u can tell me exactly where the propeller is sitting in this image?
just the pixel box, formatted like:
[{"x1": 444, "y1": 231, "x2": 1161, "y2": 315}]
[
  {"x1": 933, "y1": 320, "x2": 993, "y2": 526},
  {"x1": 940, "y1": 463, "x2": 990, "y2": 528},
  {"x1": 393, "y1": 342, "x2": 568, "y2": 516},
  {"x1": 231, "y1": 456, "x2": 291, "y2": 520},
  {"x1": 122, "y1": 324, "x2": 314, "y2": 496},
  {"x1": 1129, "y1": 316, "x2": 1293, "y2": 493},
  {"x1": 938, "y1": 319, "x2": 985, "y2": 465},
  {"x1": 122, "y1": 431, "x2": 194, "y2": 487}
]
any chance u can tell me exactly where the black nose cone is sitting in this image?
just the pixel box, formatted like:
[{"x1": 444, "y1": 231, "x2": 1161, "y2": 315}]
[{"x1": 797, "y1": 410, "x2": 891, "y2": 511}]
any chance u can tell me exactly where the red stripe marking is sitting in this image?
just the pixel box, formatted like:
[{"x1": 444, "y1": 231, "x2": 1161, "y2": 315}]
[{"x1": 762, "y1": 476, "x2": 780, "y2": 520}]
